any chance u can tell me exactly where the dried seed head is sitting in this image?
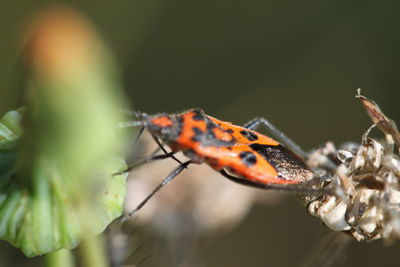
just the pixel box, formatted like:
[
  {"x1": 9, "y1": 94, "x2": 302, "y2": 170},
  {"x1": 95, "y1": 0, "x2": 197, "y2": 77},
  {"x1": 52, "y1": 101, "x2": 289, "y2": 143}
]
[{"x1": 305, "y1": 91, "x2": 400, "y2": 242}]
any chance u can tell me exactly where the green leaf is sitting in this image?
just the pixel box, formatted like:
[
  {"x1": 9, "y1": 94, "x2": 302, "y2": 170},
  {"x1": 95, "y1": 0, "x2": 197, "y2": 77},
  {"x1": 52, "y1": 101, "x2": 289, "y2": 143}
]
[{"x1": 0, "y1": 106, "x2": 127, "y2": 257}]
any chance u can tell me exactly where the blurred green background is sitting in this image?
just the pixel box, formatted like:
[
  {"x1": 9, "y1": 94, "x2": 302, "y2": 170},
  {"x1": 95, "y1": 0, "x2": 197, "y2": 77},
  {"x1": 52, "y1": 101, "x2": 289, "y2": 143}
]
[{"x1": 1, "y1": 1, "x2": 400, "y2": 266}]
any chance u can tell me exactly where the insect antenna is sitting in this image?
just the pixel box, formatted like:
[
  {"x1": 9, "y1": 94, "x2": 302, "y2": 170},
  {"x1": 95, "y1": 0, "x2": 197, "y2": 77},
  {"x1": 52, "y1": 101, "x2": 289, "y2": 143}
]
[
  {"x1": 118, "y1": 121, "x2": 148, "y2": 128},
  {"x1": 118, "y1": 110, "x2": 149, "y2": 128},
  {"x1": 119, "y1": 109, "x2": 149, "y2": 119}
]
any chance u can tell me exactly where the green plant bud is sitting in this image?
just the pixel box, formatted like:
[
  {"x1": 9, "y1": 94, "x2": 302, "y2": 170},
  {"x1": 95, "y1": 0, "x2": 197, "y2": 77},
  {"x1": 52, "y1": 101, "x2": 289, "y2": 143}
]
[{"x1": 0, "y1": 7, "x2": 130, "y2": 257}]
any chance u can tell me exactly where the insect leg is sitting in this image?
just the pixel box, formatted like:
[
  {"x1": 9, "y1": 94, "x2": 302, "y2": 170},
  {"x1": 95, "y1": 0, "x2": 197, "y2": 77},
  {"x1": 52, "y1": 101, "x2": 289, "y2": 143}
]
[
  {"x1": 132, "y1": 126, "x2": 145, "y2": 147},
  {"x1": 150, "y1": 133, "x2": 186, "y2": 167},
  {"x1": 113, "y1": 151, "x2": 178, "y2": 176},
  {"x1": 121, "y1": 160, "x2": 192, "y2": 222},
  {"x1": 126, "y1": 126, "x2": 182, "y2": 165},
  {"x1": 243, "y1": 117, "x2": 307, "y2": 159},
  {"x1": 113, "y1": 126, "x2": 167, "y2": 175},
  {"x1": 219, "y1": 169, "x2": 335, "y2": 197},
  {"x1": 115, "y1": 128, "x2": 186, "y2": 176}
]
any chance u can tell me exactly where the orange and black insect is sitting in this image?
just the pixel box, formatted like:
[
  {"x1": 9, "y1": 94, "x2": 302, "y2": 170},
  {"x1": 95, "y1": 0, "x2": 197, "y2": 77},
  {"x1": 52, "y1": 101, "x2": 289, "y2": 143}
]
[{"x1": 120, "y1": 109, "x2": 330, "y2": 221}]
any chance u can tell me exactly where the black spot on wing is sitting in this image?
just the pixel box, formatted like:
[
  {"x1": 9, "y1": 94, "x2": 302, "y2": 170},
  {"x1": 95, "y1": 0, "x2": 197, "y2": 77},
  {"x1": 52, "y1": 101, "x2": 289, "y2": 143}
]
[
  {"x1": 192, "y1": 116, "x2": 237, "y2": 147},
  {"x1": 206, "y1": 121, "x2": 217, "y2": 130},
  {"x1": 240, "y1": 130, "x2": 258, "y2": 141},
  {"x1": 163, "y1": 114, "x2": 183, "y2": 144},
  {"x1": 191, "y1": 127, "x2": 204, "y2": 142},
  {"x1": 176, "y1": 115, "x2": 184, "y2": 138},
  {"x1": 226, "y1": 128, "x2": 234, "y2": 134},
  {"x1": 239, "y1": 151, "x2": 257, "y2": 167},
  {"x1": 192, "y1": 109, "x2": 205, "y2": 121},
  {"x1": 205, "y1": 121, "x2": 217, "y2": 139},
  {"x1": 249, "y1": 143, "x2": 313, "y2": 182}
]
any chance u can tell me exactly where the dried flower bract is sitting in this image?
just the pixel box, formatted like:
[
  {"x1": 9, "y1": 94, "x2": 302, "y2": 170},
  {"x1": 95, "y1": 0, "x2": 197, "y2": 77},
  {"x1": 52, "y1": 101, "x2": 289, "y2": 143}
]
[{"x1": 305, "y1": 90, "x2": 400, "y2": 242}]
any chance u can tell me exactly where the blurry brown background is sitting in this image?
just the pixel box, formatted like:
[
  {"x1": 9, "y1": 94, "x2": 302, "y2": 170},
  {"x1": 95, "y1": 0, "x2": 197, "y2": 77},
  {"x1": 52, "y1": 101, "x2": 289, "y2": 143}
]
[{"x1": 1, "y1": 1, "x2": 400, "y2": 267}]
